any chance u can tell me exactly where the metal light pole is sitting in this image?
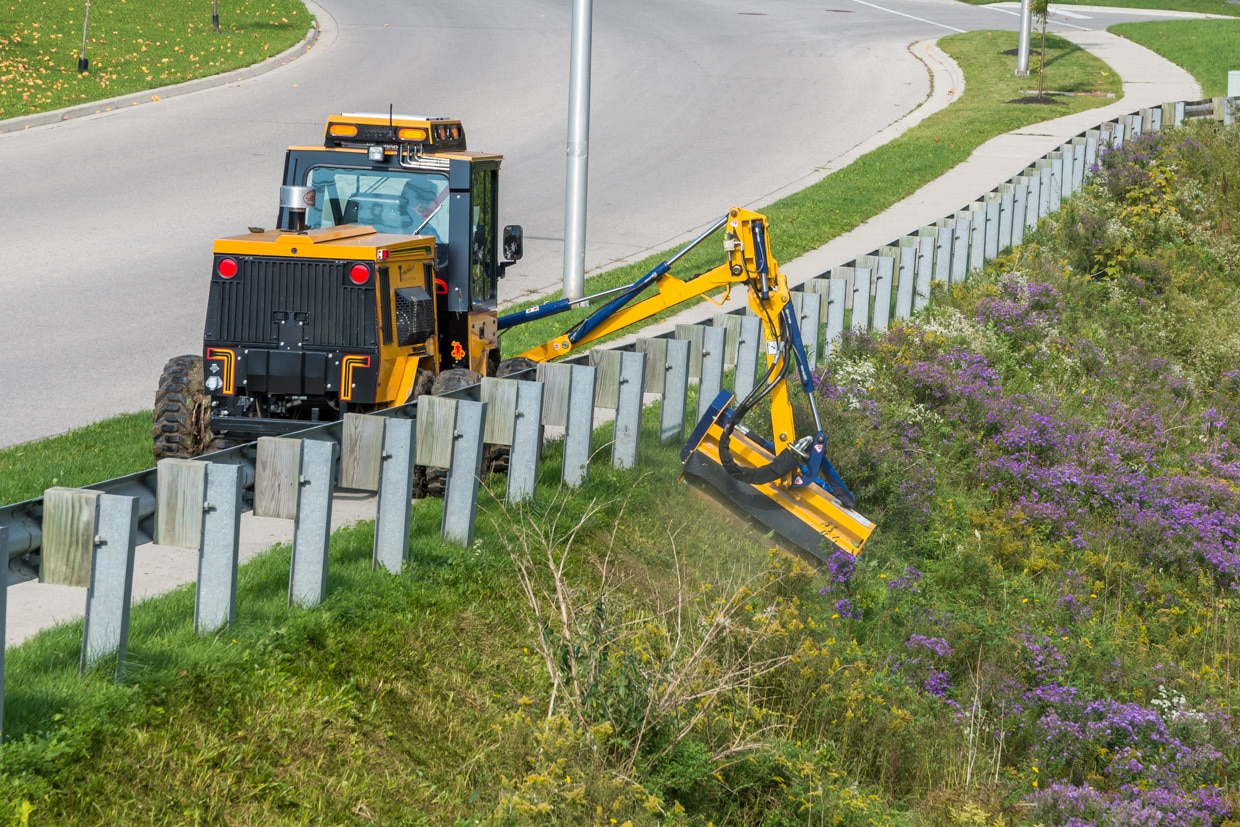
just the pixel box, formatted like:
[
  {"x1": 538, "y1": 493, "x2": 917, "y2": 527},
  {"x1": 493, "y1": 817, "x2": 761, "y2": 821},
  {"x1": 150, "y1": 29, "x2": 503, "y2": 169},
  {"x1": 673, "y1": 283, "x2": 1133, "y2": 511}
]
[
  {"x1": 1016, "y1": 0, "x2": 1032, "y2": 77},
  {"x1": 562, "y1": 0, "x2": 593, "y2": 302},
  {"x1": 77, "y1": 0, "x2": 91, "y2": 72}
]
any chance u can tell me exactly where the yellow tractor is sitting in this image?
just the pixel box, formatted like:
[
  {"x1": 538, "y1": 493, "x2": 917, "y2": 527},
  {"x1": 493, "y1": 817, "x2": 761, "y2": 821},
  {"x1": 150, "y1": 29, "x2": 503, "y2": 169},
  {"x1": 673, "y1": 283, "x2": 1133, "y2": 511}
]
[
  {"x1": 154, "y1": 113, "x2": 873, "y2": 558},
  {"x1": 154, "y1": 112, "x2": 523, "y2": 456}
]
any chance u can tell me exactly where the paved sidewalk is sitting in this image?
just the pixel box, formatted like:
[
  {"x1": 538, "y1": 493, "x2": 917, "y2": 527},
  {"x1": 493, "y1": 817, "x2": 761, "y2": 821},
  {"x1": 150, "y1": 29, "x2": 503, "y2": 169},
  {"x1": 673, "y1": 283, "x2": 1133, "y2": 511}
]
[{"x1": 1, "y1": 25, "x2": 1206, "y2": 649}]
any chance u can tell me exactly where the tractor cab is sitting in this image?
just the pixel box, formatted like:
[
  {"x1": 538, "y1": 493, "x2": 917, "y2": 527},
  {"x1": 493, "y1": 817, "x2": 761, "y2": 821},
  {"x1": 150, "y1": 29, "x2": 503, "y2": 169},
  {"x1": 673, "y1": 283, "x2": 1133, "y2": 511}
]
[{"x1": 278, "y1": 113, "x2": 518, "y2": 374}]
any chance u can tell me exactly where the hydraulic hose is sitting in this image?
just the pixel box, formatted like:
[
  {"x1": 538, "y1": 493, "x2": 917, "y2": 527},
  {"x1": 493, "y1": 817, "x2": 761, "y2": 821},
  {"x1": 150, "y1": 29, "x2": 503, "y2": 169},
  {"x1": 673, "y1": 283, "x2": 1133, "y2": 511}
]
[{"x1": 717, "y1": 418, "x2": 803, "y2": 484}]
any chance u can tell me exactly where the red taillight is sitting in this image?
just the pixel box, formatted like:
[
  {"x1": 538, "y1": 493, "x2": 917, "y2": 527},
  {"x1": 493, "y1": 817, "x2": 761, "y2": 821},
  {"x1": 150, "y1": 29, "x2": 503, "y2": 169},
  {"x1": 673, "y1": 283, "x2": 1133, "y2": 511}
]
[
  {"x1": 217, "y1": 257, "x2": 239, "y2": 279},
  {"x1": 348, "y1": 263, "x2": 371, "y2": 285}
]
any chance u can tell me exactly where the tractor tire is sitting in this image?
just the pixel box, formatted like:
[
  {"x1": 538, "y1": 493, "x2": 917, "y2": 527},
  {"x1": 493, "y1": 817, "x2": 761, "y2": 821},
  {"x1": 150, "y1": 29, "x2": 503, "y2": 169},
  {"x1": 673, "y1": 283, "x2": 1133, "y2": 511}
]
[
  {"x1": 484, "y1": 357, "x2": 541, "y2": 476},
  {"x1": 153, "y1": 354, "x2": 214, "y2": 460},
  {"x1": 422, "y1": 368, "x2": 483, "y2": 498}
]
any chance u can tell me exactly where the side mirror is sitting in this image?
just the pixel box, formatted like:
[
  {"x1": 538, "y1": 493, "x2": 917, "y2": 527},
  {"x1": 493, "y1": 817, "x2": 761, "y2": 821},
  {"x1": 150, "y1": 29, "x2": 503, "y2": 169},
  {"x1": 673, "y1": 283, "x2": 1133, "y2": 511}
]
[{"x1": 502, "y1": 225, "x2": 524, "y2": 262}]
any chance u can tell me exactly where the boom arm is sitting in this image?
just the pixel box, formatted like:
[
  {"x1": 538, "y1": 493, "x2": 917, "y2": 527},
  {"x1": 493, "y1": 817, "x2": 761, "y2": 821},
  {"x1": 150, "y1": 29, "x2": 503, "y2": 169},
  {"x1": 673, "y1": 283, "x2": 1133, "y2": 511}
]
[{"x1": 502, "y1": 207, "x2": 872, "y2": 557}]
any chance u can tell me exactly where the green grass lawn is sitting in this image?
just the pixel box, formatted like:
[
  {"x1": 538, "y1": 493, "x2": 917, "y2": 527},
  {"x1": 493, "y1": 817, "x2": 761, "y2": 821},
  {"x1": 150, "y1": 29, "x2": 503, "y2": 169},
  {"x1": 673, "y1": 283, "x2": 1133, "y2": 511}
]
[
  {"x1": 0, "y1": 413, "x2": 152, "y2": 505},
  {"x1": 0, "y1": 0, "x2": 310, "y2": 120},
  {"x1": 1110, "y1": 18, "x2": 1240, "y2": 97}
]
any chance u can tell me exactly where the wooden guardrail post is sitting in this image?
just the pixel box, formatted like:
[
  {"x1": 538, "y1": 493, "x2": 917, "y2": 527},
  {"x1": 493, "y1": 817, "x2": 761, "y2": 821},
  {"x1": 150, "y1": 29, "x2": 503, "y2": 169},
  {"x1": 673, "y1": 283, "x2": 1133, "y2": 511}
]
[
  {"x1": 536, "y1": 362, "x2": 572, "y2": 432},
  {"x1": 636, "y1": 337, "x2": 667, "y2": 397},
  {"x1": 289, "y1": 439, "x2": 338, "y2": 609},
  {"x1": 929, "y1": 223, "x2": 950, "y2": 288},
  {"x1": 373, "y1": 417, "x2": 416, "y2": 574},
  {"x1": 443, "y1": 399, "x2": 487, "y2": 546},
  {"x1": 339, "y1": 412, "x2": 385, "y2": 492},
  {"x1": 967, "y1": 204, "x2": 985, "y2": 275},
  {"x1": 1084, "y1": 129, "x2": 1100, "y2": 171},
  {"x1": 1070, "y1": 138, "x2": 1087, "y2": 192},
  {"x1": 196, "y1": 462, "x2": 244, "y2": 634},
  {"x1": 155, "y1": 458, "x2": 205, "y2": 549},
  {"x1": 982, "y1": 195, "x2": 1001, "y2": 262},
  {"x1": 591, "y1": 350, "x2": 622, "y2": 410},
  {"x1": 81, "y1": 493, "x2": 138, "y2": 679},
  {"x1": 914, "y1": 230, "x2": 934, "y2": 311},
  {"x1": 1010, "y1": 179, "x2": 1029, "y2": 249},
  {"x1": 592, "y1": 348, "x2": 644, "y2": 463},
  {"x1": 712, "y1": 314, "x2": 742, "y2": 369},
  {"x1": 862, "y1": 254, "x2": 894, "y2": 332},
  {"x1": 822, "y1": 276, "x2": 846, "y2": 356},
  {"x1": 1023, "y1": 168, "x2": 1042, "y2": 232},
  {"x1": 850, "y1": 265, "x2": 873, "y2": 333},
  {"x1": 1144, "y1": 106, "x2": 1161, "y2": 133},
  {"x1": 41, "y1": 487, "x2": 100, "y2": 586},
  {"x1": 674, "y1": 324, "x2": 705, "y2": 381},
  {"x1": 996, "y1": 186, "x2": 1015, "y2": 253},
  {"x1": 734, "y1": 315, "x2": 762, "y2": 399},
  {"x1": 254, "y1": 437, "x2": 301, "y2": 520}
]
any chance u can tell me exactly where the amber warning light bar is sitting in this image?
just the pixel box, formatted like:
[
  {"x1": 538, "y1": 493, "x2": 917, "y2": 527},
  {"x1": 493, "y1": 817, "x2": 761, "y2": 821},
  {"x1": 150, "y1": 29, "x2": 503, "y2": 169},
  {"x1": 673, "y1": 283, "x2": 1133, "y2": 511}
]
[{"x1": 322, "y1": 113, "x2": 466, "y2": 151}]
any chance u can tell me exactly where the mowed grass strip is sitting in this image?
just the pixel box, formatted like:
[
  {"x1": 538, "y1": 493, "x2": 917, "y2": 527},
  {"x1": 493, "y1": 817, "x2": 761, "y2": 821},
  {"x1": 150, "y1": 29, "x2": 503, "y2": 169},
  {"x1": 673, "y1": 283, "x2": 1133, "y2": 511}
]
[
  {"x1": 499, "y1": 30, "x2": 1120, "y2": 356},
  {"x1": 0, "y1": 412, "x2": 152, "y2": 505},
  {"x1": 0, "y1": 0, "x2": 310, "y2": 120},
  {"x1": 1110, "y1": 18, "x2": 1240, "y2": 97}
]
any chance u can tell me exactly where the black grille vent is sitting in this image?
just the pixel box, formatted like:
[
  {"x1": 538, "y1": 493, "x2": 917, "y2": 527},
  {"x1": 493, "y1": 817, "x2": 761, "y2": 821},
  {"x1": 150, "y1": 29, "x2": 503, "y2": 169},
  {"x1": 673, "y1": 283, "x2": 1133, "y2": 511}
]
[
  {"x1": 394, "y1": 287, "x2": 435, "y2": 346},
  {"x1": 206, "y1": 257, "x2": 377, "y2": 349}
]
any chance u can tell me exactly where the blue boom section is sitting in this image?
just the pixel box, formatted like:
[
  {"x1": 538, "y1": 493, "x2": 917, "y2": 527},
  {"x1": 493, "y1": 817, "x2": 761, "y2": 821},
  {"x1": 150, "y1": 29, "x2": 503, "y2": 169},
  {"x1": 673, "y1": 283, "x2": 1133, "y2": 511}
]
[
  {"x1": 564, "y1": 261, "x2": 670, "y2": 345},
  {"x1": 497, "y1": 297, "x2": 576, "y2": 330},
  {"x1": 495, "y1": 260, "x2": 671, "y2": 334},
  {"x1": 496, "y1": 214, "x2": 729, "y2": 336}
]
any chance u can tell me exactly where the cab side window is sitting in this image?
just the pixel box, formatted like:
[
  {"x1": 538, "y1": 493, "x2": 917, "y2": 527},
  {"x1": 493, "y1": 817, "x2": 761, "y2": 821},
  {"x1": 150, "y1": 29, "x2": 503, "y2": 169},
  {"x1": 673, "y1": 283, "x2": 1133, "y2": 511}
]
[{"x1": 470, "y1": 167, "x2": 497, "y2": 306}]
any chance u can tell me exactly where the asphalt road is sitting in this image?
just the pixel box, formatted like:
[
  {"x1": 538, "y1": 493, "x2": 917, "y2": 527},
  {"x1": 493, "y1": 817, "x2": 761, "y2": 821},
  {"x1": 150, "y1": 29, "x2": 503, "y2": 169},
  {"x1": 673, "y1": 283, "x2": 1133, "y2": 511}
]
[{"x1": 0, "y1": 0, "x2": 1189, "y2": 449}]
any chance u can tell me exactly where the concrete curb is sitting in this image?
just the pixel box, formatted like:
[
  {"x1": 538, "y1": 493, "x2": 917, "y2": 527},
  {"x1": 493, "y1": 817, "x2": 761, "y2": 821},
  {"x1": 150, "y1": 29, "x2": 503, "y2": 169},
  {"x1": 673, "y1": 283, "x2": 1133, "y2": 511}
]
[{"x1": 0, "y1": 3, "x2": 324, "y2": 135}]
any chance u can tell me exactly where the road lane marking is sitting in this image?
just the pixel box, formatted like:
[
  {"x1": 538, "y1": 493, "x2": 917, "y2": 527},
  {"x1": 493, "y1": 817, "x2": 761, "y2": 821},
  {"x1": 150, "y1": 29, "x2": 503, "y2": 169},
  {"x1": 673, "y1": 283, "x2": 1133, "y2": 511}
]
[{"x1": 848, "y1": 0, "x2": 967, "y2": 33}]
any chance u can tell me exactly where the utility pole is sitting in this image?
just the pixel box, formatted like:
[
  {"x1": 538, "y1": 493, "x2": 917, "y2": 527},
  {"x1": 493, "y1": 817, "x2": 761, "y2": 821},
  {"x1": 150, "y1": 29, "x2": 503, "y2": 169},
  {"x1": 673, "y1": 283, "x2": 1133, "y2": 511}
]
[
  {"x1": 562, "y1": 0, "x2": 593, "y2": 302},
  {"x1": 1016, "y1": 0, "x2": 1032, "y2": 77}
]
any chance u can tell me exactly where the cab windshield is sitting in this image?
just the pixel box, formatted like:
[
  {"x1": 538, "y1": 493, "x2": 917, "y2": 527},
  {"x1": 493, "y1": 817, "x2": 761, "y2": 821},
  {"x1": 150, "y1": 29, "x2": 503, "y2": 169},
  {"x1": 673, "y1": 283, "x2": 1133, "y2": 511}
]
[{"x1": 303, "y1": 167, "x2": 450, "y2": 242}]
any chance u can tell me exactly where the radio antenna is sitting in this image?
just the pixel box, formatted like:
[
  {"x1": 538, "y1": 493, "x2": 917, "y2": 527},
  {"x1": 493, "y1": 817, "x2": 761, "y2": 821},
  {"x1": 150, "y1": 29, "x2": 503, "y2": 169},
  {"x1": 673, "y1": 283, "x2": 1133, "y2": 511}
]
[{"x1": 389, "y1": 104, "x2": 395, "y2": 141}]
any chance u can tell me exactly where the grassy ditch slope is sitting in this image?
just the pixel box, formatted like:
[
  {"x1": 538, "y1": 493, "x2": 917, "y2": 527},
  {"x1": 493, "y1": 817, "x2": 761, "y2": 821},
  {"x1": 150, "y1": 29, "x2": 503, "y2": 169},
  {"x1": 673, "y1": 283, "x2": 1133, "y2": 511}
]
[{"x1": 5, "y1": 119, "x2": 1240, "y2": 825}]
